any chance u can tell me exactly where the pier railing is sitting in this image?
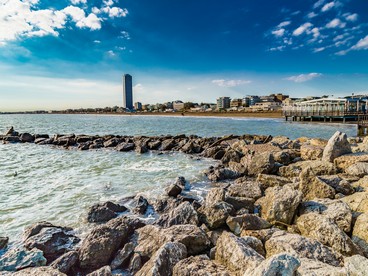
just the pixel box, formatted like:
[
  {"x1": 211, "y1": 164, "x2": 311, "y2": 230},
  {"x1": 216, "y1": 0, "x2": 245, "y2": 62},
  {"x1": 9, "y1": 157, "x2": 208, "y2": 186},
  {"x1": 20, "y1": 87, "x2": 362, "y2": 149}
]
[
  {"x1": 283, "y1": 110, "x2": 365, "y2": 117},
  {"x1": 358, "y1": 115, "x2": 368, "y2": 126}
]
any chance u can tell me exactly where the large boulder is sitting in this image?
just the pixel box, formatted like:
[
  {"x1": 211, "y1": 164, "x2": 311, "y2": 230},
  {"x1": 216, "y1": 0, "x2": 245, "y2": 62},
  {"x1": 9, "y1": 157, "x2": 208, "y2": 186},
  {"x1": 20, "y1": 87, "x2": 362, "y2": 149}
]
[
  {"x1": 110, "y1": 242, "x2": 135, "y2": 270},
  {"x1": 256, "y1": 174, "x2": 290, "y2": 190},
  {"x1": 334, "y1": 152, "x2": 368, "y2": 170},
  {"x1": 87, "y1": 201, "x2": 127, "y2": 223},
  {"x1": 205, "y1": 188, "x2": 226, "y2": 206},
  {"x1": 20, "y1": 133, "x2": 35, "y2": 143},
  {"x1": 344, "y1": 254, "x2": 368, "y2": 275},
  {"x1": 298, "y1": 199, "x2": 352, "y2": 233},
  {"x1": 197, "y1": 201, "x2": 234, "y2": 229},
  {"x1": 226, "y1": 214, "x2": 271, "y2": 235},
  {"x1": 265, "y1": 231, "x2": 343, "y2": 266},
  {"x1": 0, "y1": 237, "x2": 8, "y2": 250},
  {"x1": 215, "y1": 231, "x2": 264, "y2": 275},
  {"x1": 241, "y1": 228, "x2": 282, "y2": 243},
  {"x1": 297, "y1": 258, "x2": 347, "y2": 276},
  {"x1": 250, "y1": 253, "x2": 300, "y2": 276},
  {"x1": 12, "y1": 266, "x2": 67, "y2": 276},
  {"x1": 247, "y1": 152, "x2": 275, "y2": 176},
  {"x1": 78, "y1": 216, "x2": 145, "y2": 271},
  {"x1": 173, "y1": 255, "x2": 230, "y2": 276},
  {"x1": 86, "y1": 265, "x2": 112, "y2": 276},
  {"x1": 135, "y1": 224, "x2": 210, "y2": 258},
  {"x1": 322, "y1": 131, "x2": 352, "y2": 162},
  {"x1": 156, "y1": 201, "x2": 199, "y2": 228},
  {"x1": 256, "y1": 184, "x2": 302, "y2": 225},
  {"x1": 346, "y1": 162, "x2": 368, "y2": 177},
  {"x1": 0, "y1": 248, "x2": 47, "y2": 272},
  {"x1": 23, "y1": 223, "x2": 80, "y2": 263},
  {"x1": 299, "y1": 170, "x2": 336, "y2": 200},
  {"x1": 227, "y1": 180, "x2": 262, "y2": 200},
  {"x1": 50, "y1": 251, "x2": 78, "y2": 274},
  {"x1": 351, "y1": 175, "x2": 368, "y2": 192},
  {"x1": 136, "y1": 242, "x2": 187, "y2": 276},
  {"x1": 296, "y1": 212, "x2": 361, "y2": 256},
  {"x1": 341, "y1": 192, "x2": 368, "y2": 213},
  {"x1": 205, "y1": 167, "x2": 241, "y2": 182},
  {"x1": 300, "y1": 144, "x2": 324, "y2": 160},
  {"x1": 317, "y1": 175, "x2": 354, "y2": 195},
  {"x1": 279, "y1": 160, "x2": 336, "y2": 178},
  {"x1": 352, "y1": 213, "x2": 368, "y2": 257}
]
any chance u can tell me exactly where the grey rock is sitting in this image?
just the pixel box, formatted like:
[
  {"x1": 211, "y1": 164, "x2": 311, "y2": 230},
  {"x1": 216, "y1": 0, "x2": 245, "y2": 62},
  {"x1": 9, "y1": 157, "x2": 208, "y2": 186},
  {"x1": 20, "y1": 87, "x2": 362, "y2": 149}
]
[
  {"x1": 86, "y1": 265, "x2": 112, "y2": 276},
  {"x1": 248, "y1": 152, "x2": 275, "y2": 176},
  {"x1": 0, "y1": 248, "x2": 47, "y2": 272},
  {"x1": 198, "y1": 201, "x2": 234, "y2": 229},
  {"x1": 0, "y1": 237, "x2": 8, "y2": 250},
  {"x1": 227, "y1": 180, "x2": 263, "y2": 200},
  {"x1": 297, "y1": 258, "x2": 347, "y2": 276},
  {"x1": 132, "y1": 196, "x2": 149, "y2": 215},
  {"x1": 256, "y1": 174, "x2": 291, "y2": 190},
  {"x1": 322, "y1": 131, "x2": 352, "y2": 162},
  {"x1": 87, "y1": 201, "x2": 127, "y2": 223},
  {"x1": 251, "y1": 253, "x2": 300, "y2": 276},
  {"x1": 346, "y1": 162, "x2": 368, "y2": 177},
  {"x1": 103, "y1": 138, "x2": 121, "y2": 148},
  {"x1": 205, "y1": 167, "x2": 241, "y2": 182},
  {"x1": 12, "y1": 266, "x2": 67, "y2": 276},
  {"x1": 20, "y1": 133, "x2": 34, "y2": 143},
  {"x1": 165, "y1": 184, "x2": 182, "y2": 197},
  {"x1": 226, "y1": 214, "x2": 271, "y2": 235},
  {"x1": 352, "y1": 213, "x2": 368, "y2": 257},
  {"x1": 110, "y1": 242, "x2": 134, "y2": 270},
  {"x1": 50, "y1": 251, "x2": 78, "y2": 274},
  {"x1": 159, "y1": 139, "x2": 176, "y2": 151},
  {"x1": 344, "y1": 254, "x2": 368, "y2": 276},
  {"x1": 156, "y1": 201, "x2": 199, "y2": 228},
  {"x1": 115, "y1": 142, "x2": 135, "y2": 152},
  {"x1": 173, "y1": 255, "x2": 230, "y2": 276},
  {"x1": 128, "y1": 253, "x2": 142, "y2": 275},
  {"x1": 224, "y1": 196, "x2": 254, "y2": 212}
]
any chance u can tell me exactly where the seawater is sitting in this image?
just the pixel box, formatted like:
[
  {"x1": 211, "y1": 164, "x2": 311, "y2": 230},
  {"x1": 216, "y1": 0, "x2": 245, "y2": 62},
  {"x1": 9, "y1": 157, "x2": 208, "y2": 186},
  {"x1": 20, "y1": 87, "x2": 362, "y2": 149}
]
[{"x1": 0, "y1": 114, "x2": 357, "y2": 241}]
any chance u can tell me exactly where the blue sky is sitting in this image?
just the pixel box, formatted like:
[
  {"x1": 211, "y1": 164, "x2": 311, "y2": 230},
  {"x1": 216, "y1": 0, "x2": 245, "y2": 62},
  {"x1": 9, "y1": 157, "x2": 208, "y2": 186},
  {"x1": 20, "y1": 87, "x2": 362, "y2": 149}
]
[{"x1": 1, "y1": 0, "x2": 368, "y2": 111}]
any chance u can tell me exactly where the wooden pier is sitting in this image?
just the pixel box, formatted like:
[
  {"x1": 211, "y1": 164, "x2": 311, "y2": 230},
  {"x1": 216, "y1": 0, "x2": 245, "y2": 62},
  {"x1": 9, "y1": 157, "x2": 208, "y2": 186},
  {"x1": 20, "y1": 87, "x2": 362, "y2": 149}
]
[{"x1": 358, "y1": 115, "x2": 368, "y2": 136}]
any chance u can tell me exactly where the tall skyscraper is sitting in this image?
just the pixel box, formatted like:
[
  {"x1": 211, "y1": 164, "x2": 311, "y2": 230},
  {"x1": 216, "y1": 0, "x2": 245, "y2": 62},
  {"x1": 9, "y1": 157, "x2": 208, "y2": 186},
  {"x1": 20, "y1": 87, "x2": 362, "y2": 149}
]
[{"x1": 122, "y1": 74, "x2": 133, "y2": 109}]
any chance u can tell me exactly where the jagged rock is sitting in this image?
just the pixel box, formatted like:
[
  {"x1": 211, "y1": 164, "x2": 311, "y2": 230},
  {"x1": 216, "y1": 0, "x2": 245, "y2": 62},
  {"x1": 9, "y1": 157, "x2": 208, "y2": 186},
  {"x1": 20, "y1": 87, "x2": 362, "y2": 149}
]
[
  {"x1": 227, "y1": 180, "x2": 262, "y2": 200},
  {"x1": 215, "y1": 231, "x2": 264, "y2": 275},
  {"x1": 298, "y1": 199, "x2": 352, "y2": 233},
  {"x1": 344, "y1": 254, "x2": 368, "y2": 275},
  {"x1": 296, "y1": 212, "x2": 361, "y2": 256},
  {"x1": 174, "y1": 176, "x2": 187, "y2": 189},
  {"x1": 198, "y1": 201, "x2": 234, "y2": 229},
  {"x1": 159, "y1": 139, "x2": 176, "y2": 151},
  {"x1": 103, "y1": 138, "x2": 121, "y2": 148},
  {"x1": 132, "y1": 196, "x2": 149, "y2": 215},
  {"x1": 279, "y1": 160, "x2": 336, "y2": 178},
  {"x1": 334, "y1": 152, "x2": 368, "y2": 170},
  {"x1": 346, "y1": 162, "x2": 368, "y2": 177},
  {"x1": 228, "y1": 161, "x2": 247, "y2": 175},
  {"x1": 20, "y1": 133, "x2": 34, "y2": 143},
  {"x1": 322, "y1": 131, "x2": 352, "y2": 162},
  {"x1": 205, "y1": 167, "x2": 241, "y2": 182},
  {"x1": 12, "y1": 266, "x2": 67, "y2": 275},
  {"x1": 128, "y1": 253, "x2": 142, "y2": 274},
  {"x1": 224, "y1": 196, "x2": 254, "y2": 212},
  {"x1": 256, "y1": 184, "x2": 302, "y2": 225},
  {"x1": 173, "y1": 255, "x2": 230, "y2": 276},
  {"x1": 352, "y1": 213, "x2": 368, "y2": 256},
  {"x1": 147, "y1": 140, "x2": 161, "y2": 150},
  {"x1": 237, "y1": 235, "x2": 265, "y2": 256},
  {"x1": 0, "y1": 237, "x2": 8, "y2": 250},
  {"x1": 78, "y1": 216, "x2": 145, "y2": 271},
  {"x1": 318, "y1": 175, "x2": 354, "y2": 195},
  {"x1": 135, "y1": 145, "x2": 148, "y2": 154},
  {"x1": 50, "y1": 251, "x2": 78, "y2": 274},
  {"x1": 265, "y1": 231, "x2": 343, "y2": 266},
  {"x1": 87, "y1": 201, "x2": 127, "y2": 223},
  {"x1": 115, "y1": 142, "x2": 135, "y2": 152},
  {"x1": 165, "y1": 184, "x2": 182, "y2": 197},
  {"x1": 351, "y1": 175, "x2": 368, "y2": 192},
  {"x1": 300, "y1": 170, "x2": 336, "y2": 200},
  {"x1": 110, "y1": 242, "x2": 134, "y2": 270},
  {"x1": 250, "y1": 253, "x2": 300, "y2": 276},
  {"x1": 135, "y1": 224, "x2": 210, "y2": 258},
  {"x1": 226, "y1": 214, "x2": 271, "y2": 235},
  {"x1": 4, "y1": 136, "x2": 20, "y2": 142},
  {"x1": 240, "y1": 228, "x2": 281, "y2": 243},
  {"x1": 136, "y1": 242, "x2": 187, "y2": 276},
  {"x1": 86, "y1": 265, "x2": 112, "y2": 276},
  {"x1": 23, "y1": 222, "x2": 80, "y2": 263},
  {"x1": 256, "y1": 174, "x2": 290, "y2": 190},
  {"x1": 205, "y1": 188, "x2": 225, "y2": 206},
  {"x1": 297, "y1": 258, "x2": 347, "y2": 275},
  {"x1": 4, "y1": 126, "x2": 15, "y2": 136},
  {"x1": 221, "y1": 149, "x2": 242, "y2": 164},
  {"x1": 301, "y1": 144, "x2": 324, "y2": 160},
  {"x1": 0, "y1": 248, "x2": 47, "y2": 272},
  {"x1": 341, "y1": 192, "x2": 368, "y2": 213},
  {"x1": 156, "y1": 201, "x2": 198, "y2": 228},
  {"x1": 248, "y1": 152, "x2": 275, "y2": 176}
]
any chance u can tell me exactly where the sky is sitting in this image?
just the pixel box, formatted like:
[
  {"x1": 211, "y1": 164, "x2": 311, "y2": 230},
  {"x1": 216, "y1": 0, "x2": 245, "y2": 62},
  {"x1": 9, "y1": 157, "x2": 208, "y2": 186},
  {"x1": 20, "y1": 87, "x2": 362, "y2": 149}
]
[{"x1": 1, "y1": 0, "x2": 368, "y2": 111}]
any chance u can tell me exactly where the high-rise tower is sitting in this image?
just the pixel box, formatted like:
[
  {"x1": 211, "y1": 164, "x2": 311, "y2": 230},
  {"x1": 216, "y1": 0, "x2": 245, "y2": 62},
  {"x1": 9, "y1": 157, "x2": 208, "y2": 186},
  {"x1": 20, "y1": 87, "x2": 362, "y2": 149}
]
[{"x1": 122, "y1": 74, "x2": 133, "y2": 109}]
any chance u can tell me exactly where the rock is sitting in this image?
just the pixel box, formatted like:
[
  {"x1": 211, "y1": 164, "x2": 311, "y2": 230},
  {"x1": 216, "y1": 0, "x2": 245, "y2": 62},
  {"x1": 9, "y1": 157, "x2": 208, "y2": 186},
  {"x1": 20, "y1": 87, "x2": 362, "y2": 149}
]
[
  {"x1": 135, "y1": 145, "x2": 148, "y2": 154},
  {"x1": 129, "y1": 253, "x2": 142, "y2": 274},
  {"x1": 174, "y1": 176, "x2": 187, "y2": 189},
  {"x1": 341, "y1": 192, "x2": 368, "y2": 213},
  {"x1": 103, "y1": 138, "x2": 121, "y2": 148},
  {"x1": 322, "y1": 131, "x2": 352, "y2": 162},
  {"x1": 173, "y1": 255, "x2": 230, "y2": 276},
  {"x1": 86, "y1": 266, "x2": 112, "y2": 276},
  {"x1": 198, "y1": 201, "x2": 234, "y2": 229},
  {"x1": 78, "y1": 216, "x2": 145, "y2": 271},
  {"x1": 23, "y1": 223, "x2": 80, "y2": 263},
  {"x1": 136, "y1": 242, "x2": 187, "y2": 276},
  {"x1": 215, "y1": 231, "x2": 264, "y2": 275},
  {"x1": 135, "y1": 224, "x2": 210, "y2": 258},
  {"x1": 110, "y1": 242, "x2": 134, "y2": 270},
  {"x1": 240, "y1": 228, "x2": 281, "y2": 243},
  {"x1": 299, "y1": 170, "x2": 336, "y2": 200},
  {"x1": 147, "y1": 140, "x2": 161, "y2": 150},
  {"x1": 159, "y1": 139, "x2": 176, "y2": 151},
  {"x1": 256, "y1": 174, "x2": 290, "y2": 190},
  {"x1": 205, "y1": 167, "x2": 241, "y2": 182},
  {"x1": 87, "y1": 201, "x2": 127, "y2": 223},
  {"x1": 238, "y1": 236, "x2": 265, "y2": 257},
  {"x1": 346, "y1": 162, "x2": 368, "y2": 177},
  {"x1": 298, "y1": 199, "x2": 352, "y2": 233},
  {"x1": 50, "y1": 251, "x2": 78, "y2": 274},
  {"x1": 351, "y1": 175, "x2": 368, "y2": 192},
  {"x1": 132, "y1": 196, "x2": 149, "y2": 214},
  {"x1": 4, "y1": 126, "x2": 15, "y2": 136},
  {"x1": 250, "y1": 253, "x2": 300, "y2": 276},
  {"x1": 248, "y1": 152, "x2": 275, "y2": 176},
  {"x1": 156, "y1": 201, "x2": 199, "y2": 228},
  {"x1": 205, "y1": 188, "x2": 226, "y2": 206},
  {"x1": 301, "y1": 144, "x2": 324, "y2": 160},
  {"x1": 0, "y1": 248, "x2": 47, "y2": 272},
  {"x1": 318, "y1": 175, "x2": 354, "y2": 195},
  {"x1": 256, "y1": 184, "x2": 302, "y2": 225},
  {"x1": 228, "y1": 161, "x2": 247, "y2": 175},
  {"x1": 201, "y1": 146, "x2": 225, "y2": 159},
  {"x1": 224, "y1": 196, "x2": 254, "y2": 212},
  {"x1": 297, "y1": 258, "x2": 347, "y2": 276},
  {"x1": 12, "y1": 266, "x2": 67, "y2": 276},
  {"x1": 20, "y1": 133, "x2": 34, "y2": 143},
  {"x1": 221, "y1": 149, "x2": 242, "y2": 164},
  {"x1": 334, "y1": 152, "x2": 368, "y2": 170},
  {"x1": 165, "y1": 184, "x2": 182, "y2": 197},
  {"x1": 0, "y1": 237, "x2": 8, "y2": 250},
  {"x1": 352, "y1": 213, "x2": 368, "y2": 256},
  {"x1": 265, "y1": 231, "x2": 343, "y2": 266},
  {"x1": 115, "y1": 142, "x2": 135, "y2": 152},
  {"x1": 4, "y1": 136, "x2": 20, "y2": 143},
  {"x1": 226, "y1": 214, "x2": 271, "y2": 235},
  {"x1": 296, "y1": 212, "x2": 361, "y2": 256},
  {"x1": 227, "y1": 180, "x2": 262, "y2": 200},
  {"x1": 279, "y1": 160, "x2": 336, "y2": 178},
  {"x1": 344, "y1": 254, "x2": 368, "y2": 275}
]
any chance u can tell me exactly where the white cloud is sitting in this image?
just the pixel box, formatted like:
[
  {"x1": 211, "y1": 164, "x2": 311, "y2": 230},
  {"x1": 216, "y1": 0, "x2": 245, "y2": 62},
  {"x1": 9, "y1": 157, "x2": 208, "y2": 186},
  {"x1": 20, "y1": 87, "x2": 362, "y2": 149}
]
[
  {"x1": 351, "y1": 35, "x2": 368, "y2": 50},
  {"x1": 76, "y1": 13, "x2": 101, "y2": 30},
  {"x1": 307, "y1": 12, "x2": 318, "y2": 18},
  {"x1": 272, "y1": 29, "x2": 285, "y2": 37},
  {"x1": 103, "y1": 0, "x2": 114, "y2": 7},
  {"x1": 278, "y1": 21, "x2": 291, "y2": 28},
  {"x1": 321, "y1": 2, "x2": 335, "y2": 12},
  {"x1": 119, "y1": 31, "x2": 131, "y2": 39},
  {"x1": 269, "y1": 46, "x2": 286, "y2": 51},
  {"x1": 293, "y1": 23, "x2": 313, "y2": 36},
  {"x1": 345, "y1": 13, "x2": 358, "y2": 22},
  {"x1": 71, "y1": 0, "x2": 87, "y2": 4},
  {"x1": 101, "y1": 7, "x2": 128, "y2": 18},
  {"x1": 313, "y1": 0, "x2": 326, "y2": 9},
  {"x1": 285, "y1": 73, "x2": 322, "y2": 83},
  {"x1": 326, "y1": 18, "x2": 346, "y2": 29},
  {"x1": 313, "y1": 47, "x2": 325, "y2": 52},
  {"x1": 212, "y1": 79, "x2": 251, "y2": 87}
]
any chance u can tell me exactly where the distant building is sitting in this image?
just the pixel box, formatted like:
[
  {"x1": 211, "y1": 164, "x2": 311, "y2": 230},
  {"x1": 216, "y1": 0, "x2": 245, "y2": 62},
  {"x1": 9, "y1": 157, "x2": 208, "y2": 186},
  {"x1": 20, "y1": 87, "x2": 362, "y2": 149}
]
[
  {"x1": 134, "y1": 102, "x2": 142, "y2": 110},
  {"x1": 122, "y1": 74, "x2": 133, "y2": 110},
  {"x1": 243, "y1": 96, "x2": 261, "y2": 106},
  {"x1": 165, "y1": 102, "x2": 173, "y2": 109},
  {"x1": 217, "y1": 97, "x2": 231, "y2": 109},
  {"x1": 275, "y1": 93, "x2": 289, "y2": 102},
  {"x1": 230, "y1": 98, "x2": 243, "y2": 108},
  {"x1": 173, "y1": 100, "x2": 185, "y2": 111}
]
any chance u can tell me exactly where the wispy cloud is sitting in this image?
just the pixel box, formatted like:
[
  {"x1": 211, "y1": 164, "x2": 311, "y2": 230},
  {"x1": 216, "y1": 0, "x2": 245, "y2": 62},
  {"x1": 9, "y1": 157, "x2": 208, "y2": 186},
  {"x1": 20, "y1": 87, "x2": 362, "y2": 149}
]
[
  {"x1": 293, "y1": 23, "x2": 313, "y2": 36},
  {"x1": 285, "y1": 73, "x2": 322, "y2": 83},
  {"x1": 326, "y1": 18, "x2": 346, "y2": 29},
  {"x1": 212, "y1": 79, "x2": 251, "y2": 87},
  {"x1": 321, "y1": 2, "x2": 335, "y2": 12}
]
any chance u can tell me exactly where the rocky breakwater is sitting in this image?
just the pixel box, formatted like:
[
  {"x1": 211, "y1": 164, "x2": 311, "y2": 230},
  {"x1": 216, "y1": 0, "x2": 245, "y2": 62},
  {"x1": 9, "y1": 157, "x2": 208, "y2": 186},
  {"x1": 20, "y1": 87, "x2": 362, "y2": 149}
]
[{"x1": 1, "y1": 128, "x2": 368, "y2": 275}]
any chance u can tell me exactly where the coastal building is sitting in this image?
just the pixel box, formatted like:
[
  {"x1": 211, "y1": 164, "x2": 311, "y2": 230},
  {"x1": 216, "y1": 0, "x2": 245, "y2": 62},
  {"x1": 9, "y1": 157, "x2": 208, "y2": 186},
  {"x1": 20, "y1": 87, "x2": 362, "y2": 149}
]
[
  {"x1": 122, "y1": 74, "x2": 133, "y2": 110},
  {"x1": 243, "y1": 96, "x2": 261, "y2": 106},
  {"x1": 250, "y1": 101, "x2": 281, "y2": 111},
  {"x1": 134, "y1": 102, "x2": 142, "y2": 110},
  {"x1": 217, "y1": 97, "x2": 231, "y2": 110},
  {"x1": 230, "y1": 98, "x2": 243, "y2": 108},
  {"x1": 173, "y1": 100, "x2": 185, "y2": 111}
]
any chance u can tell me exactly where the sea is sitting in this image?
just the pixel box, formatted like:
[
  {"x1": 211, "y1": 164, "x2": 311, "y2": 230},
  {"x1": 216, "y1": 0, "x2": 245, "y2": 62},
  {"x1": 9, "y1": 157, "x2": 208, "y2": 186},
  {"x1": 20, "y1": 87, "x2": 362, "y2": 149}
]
[{"x1": 0, "y1": 114, "x2": 357, "y2": 242}]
